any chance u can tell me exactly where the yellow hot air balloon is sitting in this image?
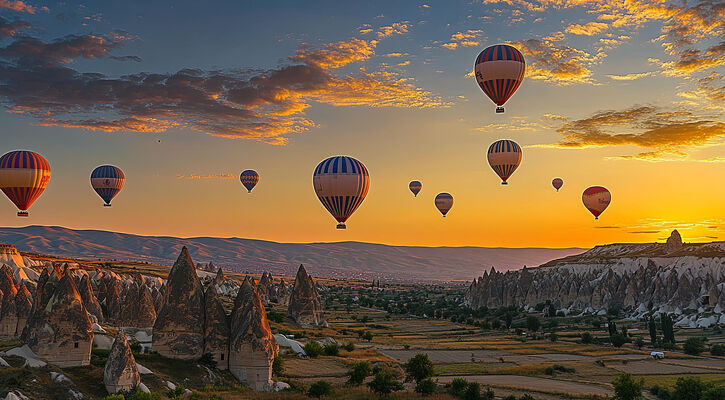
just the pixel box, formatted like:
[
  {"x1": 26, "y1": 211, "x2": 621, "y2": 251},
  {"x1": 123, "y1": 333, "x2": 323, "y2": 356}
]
[{"x1": 582, "y1": 186, "x2": 611, "y2": 219}]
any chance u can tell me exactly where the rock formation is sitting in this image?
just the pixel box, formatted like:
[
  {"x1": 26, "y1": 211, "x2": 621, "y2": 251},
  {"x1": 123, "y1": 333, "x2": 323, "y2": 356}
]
[
  {"x1": 22, "y1": 271, "x2": 93, "y2": 367},
  {"x1": 14, "y1": 284, "x2": 32, "y2": 337},
  {"x1": 78, "y1": 274, "x2": 104, "y2": 322},
  {"x1": 0, "y1": 264, "x2": 18, "y2": 339},
  {"x1": 257, "y1": 272, "x2": 273, "y2": 304},
  {"x1": 203, "y1": 284, "x2": 229, "y2": 369},
  {"x1": 229, "y1": 278, "x2": 278, "y2": 391},
  {"x1": 152, "y1": 247, "x2": 205, "y2": 359},
  {"x1": 118, "y1": 283, "x2": 157, "y2": 329},
  {"x1": 104, "y1": 331, "x2": 140, "y2": 394},
  {"x1": 214, "y1": 267, "x2": 226, "y2": 286},
  {"x1": 666, "y1": 230, "x2": 684, "y2": 253},
  {"x1": 288, "y1": 265, "x2": 326, "y2": 327},
  {"x1": 104, "y1": 278, "x2": 122, "y2": 322}
]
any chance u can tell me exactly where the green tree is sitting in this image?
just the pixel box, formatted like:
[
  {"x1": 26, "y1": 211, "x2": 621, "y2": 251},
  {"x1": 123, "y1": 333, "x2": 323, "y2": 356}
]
[
  {"x1": 415, "y1": 378, "x2": 437, "y2": 396},
  {"x1": 304, "y1": 341, "x2": 323, "y2": 358},
  {"x1": 342, "y1": 342, "x2": 355, "y2": 352},
  {"x1": 526, "y1": 316, "x2": 540, "y2": 332},
  {"x1": 549, "y1": 332, "x2": 558, "y2": 342},
  {"x1": 581, "y1": 332, "x2": 593, "y2": 344},
  {"x1": 635, "y1": 337, "x2": 645, "y2": 349},
  {"x1": 661, "y1": 314, "x2": 675, "y2": 345},
  {"x1": 272, "y1": 355, "x2": 284, "y2": 376},
  {"x1": 102, "y1": 396, "x2": 124, "y2": 400},
  {"x1": 683, "y1": 337, "x2": 706, "y2": 356},
  {"x1": 648, "y1": 315, "x2": 657, "y2": 346},
  {"x1": 463, "y1": 382, "x2": 482, "y2": 400},
  {"x1": 672, "y1": 377, "x2": 705, "y2": 400},
  {"x1": 308, "y1": 380, "x2": 332, "y2": 398},
  {"x1": 711, "y1": 343, "x2": 725, "y2": 356},
  {"x1": 611, "y1": 333, "x2": 627, "y2": 348},
  {"x1": 612, "y1": 373, "x2": 644, "y2": 400},
  {"x1": 362, "y1": 331, "x2": 373, "y2": 342},
  {"x1": 346, "y1": 361, "x2": 372, "y2": 386},
  {"x1": 367, "y1": 369, "x2": 404, "y2": 396},
  {"x1": 504, "y1": 312, "x2": 513, "y2": 328},
  {"x1": 404, "y1": 353, "x2": 435, "y2": 383},
  {"x1": 448, "y1": 377, "x2": 469, "y2": 397},
  {"x1": 323, "y1": 343, "x2": 340, "y2": 356}
]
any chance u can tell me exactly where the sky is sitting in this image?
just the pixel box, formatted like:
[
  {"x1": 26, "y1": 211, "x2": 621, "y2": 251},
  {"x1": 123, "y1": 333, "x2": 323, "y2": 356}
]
[{"x1": 0, "y1": 0, "x2": 723, "y2": 248}]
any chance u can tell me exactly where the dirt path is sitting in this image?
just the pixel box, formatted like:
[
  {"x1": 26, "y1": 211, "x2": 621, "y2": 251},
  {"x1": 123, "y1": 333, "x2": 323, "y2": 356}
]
[{"x1": 437, "y1": 375, "x2": 613, "y2": 397}]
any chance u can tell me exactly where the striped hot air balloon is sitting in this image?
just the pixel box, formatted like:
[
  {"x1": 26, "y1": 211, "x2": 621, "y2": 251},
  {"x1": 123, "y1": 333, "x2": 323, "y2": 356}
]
[
  {"x1": 552, "y1": 178, "x2": 563, "y2": 192},
  {"x1": 240, "y1": 170, "x2": 259, "y2": 193},
  {"x1": 0, "y1": 150, "x2": 51, "y2": 216},
  {"x1": 474, "y1": 44, "x2": 526, "y2": 113},
  {"x1": 313, "y1": 156, "x2": 370, "y2": 229},
  {"x1": 435, "y1": 193, "x2": 453, "y2": 217},
  {"x1": 487, "y1": 139, "x2": 522, "y2": 185},
  {"x1": 91, "y1": 165, "x2": 125, "y2": 207},
  {"x1": 409, "y1": 180, "x2": 422, "y2": 197},
  {"x1": 582, "y1": 186, "x2": 611, "y2": 219}
]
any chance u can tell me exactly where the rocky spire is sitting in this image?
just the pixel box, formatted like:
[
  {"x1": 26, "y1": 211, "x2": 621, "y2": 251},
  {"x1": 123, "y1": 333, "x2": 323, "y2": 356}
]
[
  {"x1": 14, "y1": 284, "x2": 32, "y2": 337},
  {"x1": 78, "y1": 274, "x2": 104, "y2": 322},
  {"x1": 0, "y1": 264, "x2": 18, "y2": 338},
  {"x1": 229, "y1": 278, "x2": 278, "y2": 390},
  {"x1": 118, "y1": 283, "x2": 157, "y2": 329},
  {"x1": 104, "y1": 278, "x2": 122, "y2": 322},
  {"x1": 287, "y1": 265, "x2": 326, "y2": 327},
  {"x1": 666, "y1": 230, "x2": 684, "y2": 253},
  {"x1": 203, "y1": 284, "x2": 229, "y2": 369},
  {"x1": 214, "y1": 267, "x2": 226, "y2": 285},
  {"x1": 152, "y1": 246, "x2": 205, "y2": 359},
  {"x1": 103, "y1": 331, "x2": 140, "y2": 394}
]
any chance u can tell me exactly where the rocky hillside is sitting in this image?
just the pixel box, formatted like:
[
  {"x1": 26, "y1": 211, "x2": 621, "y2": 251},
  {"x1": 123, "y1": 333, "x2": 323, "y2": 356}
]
[
  {"x1": 465, "y1": 231, "x2": 725, "y2": 328},
  {"x1": 0, "y1": 225, "x2": 583, "y2": 282}
]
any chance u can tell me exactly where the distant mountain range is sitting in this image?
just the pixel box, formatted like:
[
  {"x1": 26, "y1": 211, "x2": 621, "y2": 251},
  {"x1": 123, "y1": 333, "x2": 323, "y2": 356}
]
[{"x1": 0, "y1": 225, "x2": 584, "y2": 282}]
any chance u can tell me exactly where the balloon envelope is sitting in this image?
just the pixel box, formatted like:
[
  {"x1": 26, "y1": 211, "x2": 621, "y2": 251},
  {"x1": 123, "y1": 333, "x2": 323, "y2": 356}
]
[
  {"x1": 582, "y1": 186, "x2": 611, "y2": 219},
  {"x1": 91, "y1": 165, "x2": 125, "y2": 206},
  {"x1": 409, "y1": 180, "x2": 422, "y2": 197},
  {"x1": 240, "y1": 170, "x2": 259, "y2": 193},
  {"x1": 435, "y1": 192, "x2": 453, "y2": 217},
  {"x1": 0, "y1": 150, "x2": 51, "y2": 216},
  {"x1": 313, "y1": 156, "x2": 370, "y2": 229},
  {"x1": 474, "y1": 44, "x2": 525, "y2": 112},
  {"x1": 487, "y1": 139, "x2": 522, "y2": 184},
  {"x1": 552, "y1": 178, "x2": 563, "y2": 191}
]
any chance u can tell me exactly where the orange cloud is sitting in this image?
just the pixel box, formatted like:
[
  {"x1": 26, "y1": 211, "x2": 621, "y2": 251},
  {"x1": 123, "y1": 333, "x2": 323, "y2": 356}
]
[
  {"x1": 511, "y1": 35, "x2": 598, "y2": 84},
  {"x1": 377, "y1": 22, "x2": 409, "y2": 38},
  {"x1": 565, "y1": 21, "x2": 607, "y2": 36},
  {"x1": 441, "y1": 30, "x2": 483, "y2": 50},
  {"x1": 606, "y1": 72, "x2": 653, "y2": 81},
  {"x1": 0, "y1": 0, "x2": 39, "y2": 13}
]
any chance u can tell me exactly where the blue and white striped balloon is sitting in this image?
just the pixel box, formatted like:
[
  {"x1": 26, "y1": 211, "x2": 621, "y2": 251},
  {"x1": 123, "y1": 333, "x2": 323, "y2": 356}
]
[
  {"x1": 313, "y1": 156, "x2": 370, "y2": 229},
  {"x1": 91, "y1": 165, "x2": 125, "y2": 206}
]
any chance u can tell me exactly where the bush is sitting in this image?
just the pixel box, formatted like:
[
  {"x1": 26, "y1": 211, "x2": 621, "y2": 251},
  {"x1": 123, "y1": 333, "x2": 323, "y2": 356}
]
[
  {"x1": 526, "y1": 316, "x2": 541, "y2": 332},
  {"x1": 611, "y1": 333, "x2": 627, "y2": 348},
  {"x1": 683, "y1": 337, "x2": 706, "y2": 356},
  {"x1": 635, "y1": 337, "x2": 645, "y2": 349},
  {"x1": 362, "y1": 331, "x2": 373, "y2": 342},
  {"x1": 415, "y1": 378, "x2": 437, "y2": 396},
  {"x1": 448, "y1": 377, "x2": 469, "y2": 397},
  {"x1": 198, "y1": 353, "x2": 216, "y2": 368},
  {"x1": 323, "y1": 343, "x2": 339, "y2": 356},
  {"x1": 167, "y1": 385, "x2": 187, "y2": 400},
  {"x1": 404, "y1": 353, "x2": 435, "y2": 383},
  {"x1": 342, "y1": 342, "x2": 355, "y2": 352},
  {"x1": 581, "y1": 332, "x2": 593, "y2": 344},
  {"x1": 308, "y1": 380, "x2": 332, "y2": 398},
  {"x1": 549, "y1": 332, "x2": 558, "y2": 342},
  {"x1": 304, "y1": 341, "x2": 323, "y2": 357},
  {"x1": 127, "y1": 392, "x2": 161, "y2": 400},
  {"x1": 612, "y1": 373, "x2": 643, "y2": 400},
  {"x1": 367, "y1": 368, "x2": 403, "y2": 396},
  {"x1": 463, "y1": 382, "x2": 482, "y2": 400},
  {"x1": 129, "y1": 339, "x2": 142, "y2": 354},
  {"x1": 272, "y1": 355, "x2": 284, "y2": 376},
  {"x1": 267, "y1": 310, "x2": 285, "y2": 323},
  {"x1": 711, "y1": 343, "x2": 725, "y2": 356},
  {"x1": 347, "y1": 361, "x2": 372, "y2": 386},
  {"x1": 102, "y1": 395, "x2": 124, "y2": 400}
]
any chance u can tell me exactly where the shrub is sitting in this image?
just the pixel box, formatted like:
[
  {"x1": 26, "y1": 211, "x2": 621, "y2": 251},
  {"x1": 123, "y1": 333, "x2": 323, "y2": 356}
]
[
  {"x1": 463, "y1": 382, "x2": 482, "y2": 400},
  {"x1": 415, "y1": 378, "x2": 437, "y2": 396},
  {"x1": 612, "y1": 373, "x2": 643, "y2": 400},
  {"x1": 129, "y1": 339, "x2": 142, "y2": 354},
  {"x1": 448, "y1": 377, "x2": 469, "y2": 397},
  {"x1": 683, "y1": 337, "x2": 706, "y2": 356},
  {"x1": 711, "y1": 343, "x2": 725, "y2": 356},
  {"x1": 323, "y1": 343, "x2": 339, "y2": 356},
  {"x1": 549, "y1": 332, "x2": 558, "y2": 342},
  {"x1": 304, "y1": 341, "x2": 323, "y2": 358},
  {"x1": 127, "y1": 392, "x2": 161, "y2": 400},
  {"x1": 404, "y1": 353, "x2": 435, "y2": 383},
  {"x1": 198, "y1": 353, "x2": 216, "y2": 368},
  {"x1": 519, "y1": 395, "x2": 536, "y2": 400},
  {"x1": 267, "y1": 310, "x2": 285, "y2": 323},
  {"x1": 635, "y1": 337, "x2": 645, "y2": 349},
  {"x1": 167, "y1": 385, "x2": 187, "y2": 400},
  {"x1": 362, "y1": 331, "x2": 373, "y2": 342},
  {"x1": 308, "y1": 380, "x2": 332, "y2": 398},
  {"x1": 342, "y1": 342, "x2": 355, "y2": 352},
  {"x1": 581, "y1": 332, "x2": 593, "y2": 344},
  {"x1": 272, "y1": 355, "x2": 284, "y2": 376},
  {"x1": 526, "y1": 316, "x2": 541, "y2": 332},
  {"x1": 611, "y1": 333, "x2": 627, "y2": 348},
  {"x1": 346, "y1": 361, "x2": 372, "y2": 386},
  {"x1": 102, "y1": 395, "x2": 124, "y2": 400},
  {"x1": 367, "y1": 368, "x2": 403, "y2": 396}
]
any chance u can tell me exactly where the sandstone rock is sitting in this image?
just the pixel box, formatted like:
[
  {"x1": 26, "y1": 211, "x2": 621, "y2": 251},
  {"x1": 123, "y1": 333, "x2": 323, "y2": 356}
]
[
  {"x1": 287, "y1": 265, "x2": 326, "y2": 327},
  {"x1": 152, "y1": 247, "x2": 205, "y2": 359},
  {"x1": 78, "y1": 275, "x2": 103, "y2": 322},
  {"x1": 118, "y1": 283, "x2": 156, "y2": 329},
  {"x1": 14, "y1": 284, "x2": 32, "y2": 337},
  {"x1": 104, "y1": 278, "x2": 122, "y2": 322},
  {"x1": 666, "y1": 230, "x2": 683, "y2": 253},
  {"x1": 229, "y1": 278, "x2": 278, "y2": 391},
  {"x1": 104, "y1": 331, "x2": 140, "y2": 394},
  {"x1": 0, "y1": 265, "x2": 18, "y2": 339},
  {"x1": 203, "y1": 284, "x2": 229, "y2": 369}
]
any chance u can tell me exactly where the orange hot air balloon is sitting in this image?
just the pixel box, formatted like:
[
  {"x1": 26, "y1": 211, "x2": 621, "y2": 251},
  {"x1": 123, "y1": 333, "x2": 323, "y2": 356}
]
[
  {"x1": 582, "y1": 186, "x2": 611, "y2": 219},
  {"x1": 313, "y1": 156, "x2": 370, "y2": 229},
  {"x1": 474, "y1": 44, "x2": 526, "y2": 113},
  {"x1": 552, "y1": 178, "x2": 563, "y2": 192},
  {"x1": 409, "y1": 180, "x2": 422, "y2": 197},
  {"x1": 435, "y1": 193, "x2": 453, "y2": 217},
  {"x1": 0, "y1": 150, "x2": 51, "y2": 216},
  {"x1": 487, "y1": 139, "x2": 522, "y2": 185}
]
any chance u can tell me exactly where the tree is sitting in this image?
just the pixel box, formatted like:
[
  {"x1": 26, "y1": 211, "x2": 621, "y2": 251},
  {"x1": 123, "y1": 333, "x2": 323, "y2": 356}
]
[
  {"x1": 463, "y1": 382, "x2": 482, "y2": 400},
  {"x1": 272, "y1": 355, "x2": 284, "y2": 376},
  {"x1": 581, "y1": 332, "x2": 593, "y2": 344},
  {"x1": 635, "y1": 337, "x2": 645, "y2": 349},
  {"x1": 661, "y1": 314, "x2": 675, "y2": 345},
  {"x1": 672, "y1": 377, "x2": 706, "y2": 400},
  {"x1": 323, "y1": 343, "x2": 340, "y2": 356},
  {"x1": 504, "y1": 312, "x2": 513, "y2": 328},
  {"x1": 415, "y1": 378, "x2": 437, "y2": 396},
  {"x1": 448, "y1": 377, "x2": 469, "y2": 397},
  {"x1": 683, "y1": 337, "x2": 706, "y2": 356},
  {"x1": 491, "y1": 318, "x2": 502, "y2": 329},
  {"x1": 347, "y1": 361, "x2": 372, "y2": 386},
  {"x1": 550, "y1": 332, "x2": 558, "y2": 342},
  {"x1": 548, "y1": 303, "x2": 556, "y2": 318},
  {"x1": 711, "y1": 343, "x2": 725, "y2": 356},
  {"x1": 362, "y1": 331, "x2": 374, "y2": 342},
  {"x1": 648, "y1": 315, "x2": 657, "y2": 346},
  {"x1": 526, "y1": 316, "x2": 541, "y2": 332},
  {"x1": 367, "y1": 369, "x2": 404, "y2": 396},
  {"x1": 304, "y1": 341, "x2": 323, "y2": 357},
  {"x1": 611, "y1": 333, "x2": 627, "y2": 348},
  {"x1": 342, "y1": 342, "x2": 355, "y2": 352},
  {"x1": 612, "y1": 373, "x2": 644, "y2": 400},
  {"x1": 308, "y1": 380, "x2": 332, "y2": 398},
  {"x1": 404, "y1": 353, "x2": 435, "y2": 383},
  {"x1": 608, "y1": 320, "x2": 618, "y2": 337}
]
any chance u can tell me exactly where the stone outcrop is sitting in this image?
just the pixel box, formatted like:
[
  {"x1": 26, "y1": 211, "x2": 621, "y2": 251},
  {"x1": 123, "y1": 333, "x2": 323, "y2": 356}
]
[
  {"x1": 104, "y1": 331, "x2": 140, "y2": 394},
  {"x1": 118, "y1": 283, "x2": 157, "y2": 329},
  {"x1": 152, "y1": 247, "x2": 205, "y2": 359},
  {"x1": 22, "y1": 271, "x2": 93, "y2": 367},
  {"x1": 257, "y1": 272, "x2": 273, "y2": 304},
  {"x1": 287, "y1": 265, "x2": 326, "y2": 327},
  {"x1": 229, "y1": 278, "x2": 278, "y2": 391},
  {"x1": 0, "y1": 264, "x2": 18, "y2": 339},
  {"x1": 666, "y1": 230, "x2": 684, "y2": 253},
  {"x1": 203, "y1": 284, "x2": 229, "y2": 369},
  {"x1": 79, "y1": 274, "x2": 103, "y2": 322},
  {"x1": 14, "y1": 284, "x2": 32, "y2": 337}
]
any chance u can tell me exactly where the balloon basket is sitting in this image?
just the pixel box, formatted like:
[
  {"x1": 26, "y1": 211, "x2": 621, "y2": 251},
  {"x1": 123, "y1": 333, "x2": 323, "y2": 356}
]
[
  {"x1": 104, "y1": 204, "x2": 112, "y2": 207},
  {"x1": 247, "y1": 190, "x2": 252, "y2": 193},
  {"x1": 501, "y1": 181, "x2": 508, "y2": 185},
  {"x1": 336, "y1": 223, "x2": 346, "y2": 230},
  {"x1": 496, "y1": 107, "x2": 504, "y2": 113},
  {"x1": 17, "y1": 211, "x2": 28, "y2": 217}
]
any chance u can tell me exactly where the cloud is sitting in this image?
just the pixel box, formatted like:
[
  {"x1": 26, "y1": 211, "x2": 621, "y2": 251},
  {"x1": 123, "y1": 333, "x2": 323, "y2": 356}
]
[
  {"x1": 441, "y1": 30, "x2": 483, "y2": 50},
  {"x1": 176, "y1": 173, "x2": 236, "y2": 180},
  {"x1": 0, "y1": 32, "x2": 443, "y2": 144},
  {"x1": 511, "y1": 34, "x2": 600, "y2": 84},
  {"x1": 0, "y1": 0, "x2": 42, "y2": 13},
  {"x1": 552, "y1": 105, "x2": 725, "y2": 160},
  {"x1": 110, "y1": 55, "x2": 142, "y2": 62},
  {"x1": 606, "y1": 72, "x2": 653, "y2": 81},
  {"x1": 565, "y1": 21, "x2": 607, "y2": 36},
  {"x1": 0, "y1": 16, "x2": 29, "y2": 39},
  {"x1": 377, "y1": 22, "x2": 409, "y2": 39}
]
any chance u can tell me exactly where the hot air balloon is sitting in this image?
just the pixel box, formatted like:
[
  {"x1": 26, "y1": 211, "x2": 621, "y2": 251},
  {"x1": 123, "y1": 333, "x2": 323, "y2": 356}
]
[
  {"x1": 552, "y1": 178, "x2": 563, "y2": 192},
  {"x1": 0, "y1": 150, "x2": 51, "y2": 216},
  {"x1": 409, "y1": 180, "x2": 422, "y2": 197},
  {"x1": 91, "y1": 165, "x2": 125, "y2": 207},
  {"x1": 474, "y1": 44, "x2": 526, "y2": 113},
  {"x1": 313, "y1": 156, "x2": 369, "y2": 229},
  {"x1": 582, "y1": 186, "x2": 611, "y2": 219},
  {"x1": 487, "y1": 139, "x2": 522, "y2": 185},
  {"x1": 240, "y1": 170, "x2": 259, "y2": 193},
  {"x1": 435, "y1": 193, "x2": 453, "y2": 217}
]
